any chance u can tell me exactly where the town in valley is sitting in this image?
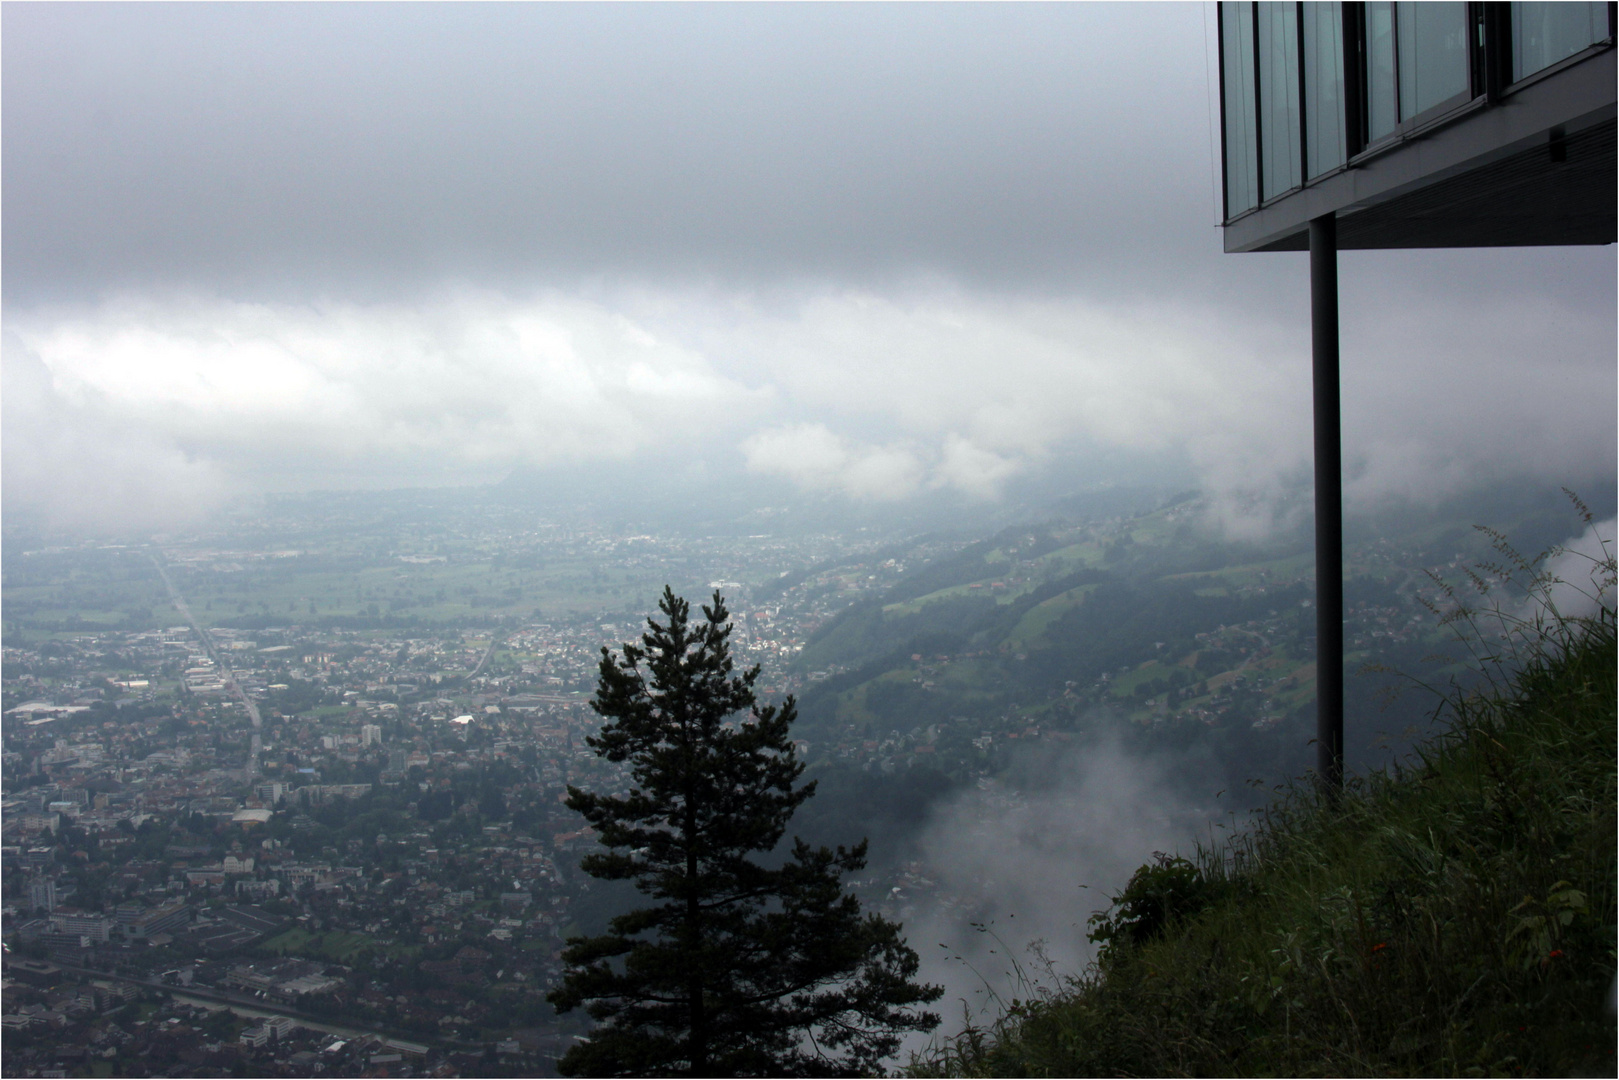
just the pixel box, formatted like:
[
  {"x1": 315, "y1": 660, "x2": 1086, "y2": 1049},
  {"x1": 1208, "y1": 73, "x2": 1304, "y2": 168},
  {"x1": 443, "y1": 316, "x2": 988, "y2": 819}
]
[{"x1": 1, "y1": 484, "x2": 1590, "y2": 1076}]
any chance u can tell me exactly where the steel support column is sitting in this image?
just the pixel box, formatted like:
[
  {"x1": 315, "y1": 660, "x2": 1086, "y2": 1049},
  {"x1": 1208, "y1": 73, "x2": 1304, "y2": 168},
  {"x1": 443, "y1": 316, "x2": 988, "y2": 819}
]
[{"x1": 1310, "y1": 213, "x2": 1344, "y2": 792}]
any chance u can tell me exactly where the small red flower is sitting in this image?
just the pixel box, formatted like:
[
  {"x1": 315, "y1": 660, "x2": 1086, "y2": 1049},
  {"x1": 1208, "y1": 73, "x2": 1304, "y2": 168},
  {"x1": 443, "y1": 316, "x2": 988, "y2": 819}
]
[
  {"x1": 1369, "y1": 943, "x2": 1387, "y2": 953},
  {"x1": 1548, "y1": 950, "x2": 1564, "y2": 960}
]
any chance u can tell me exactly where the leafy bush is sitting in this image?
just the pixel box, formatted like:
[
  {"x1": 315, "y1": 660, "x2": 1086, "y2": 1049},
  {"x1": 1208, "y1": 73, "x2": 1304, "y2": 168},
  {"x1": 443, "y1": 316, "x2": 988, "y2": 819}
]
[{"x1": 1085, "y1": 854, "x2": 1227, "y2": 957}]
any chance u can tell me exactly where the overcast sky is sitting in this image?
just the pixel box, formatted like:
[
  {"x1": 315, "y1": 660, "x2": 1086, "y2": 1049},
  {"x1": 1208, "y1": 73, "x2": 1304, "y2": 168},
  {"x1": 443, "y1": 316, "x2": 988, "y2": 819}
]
[{"x1": 4, "y1": 2, "x2": 1613, "y2": 535}]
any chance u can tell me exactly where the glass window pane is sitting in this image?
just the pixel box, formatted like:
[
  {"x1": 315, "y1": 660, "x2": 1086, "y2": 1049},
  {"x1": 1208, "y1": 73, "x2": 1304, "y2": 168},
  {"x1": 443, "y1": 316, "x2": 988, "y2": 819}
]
[
  {"x1": 1366, "y1": 2, "x2": 1398, "y2": 141},
  {"x1": 1258, "y1": 3, "x2": 1302, "y2": 198},
  {"x1": 1513, "y1": 2, "x2": 1609, "y2": 81},
  {"x1": 1304, "y1": 2, "x2": 1347, "y2": 177},
  {"x1": 1397, "y1": 2, "x2": 1469, "y2": 119},
  {"x1": 1222, "y1": 2, "x2": 1260, "y2": 216}
]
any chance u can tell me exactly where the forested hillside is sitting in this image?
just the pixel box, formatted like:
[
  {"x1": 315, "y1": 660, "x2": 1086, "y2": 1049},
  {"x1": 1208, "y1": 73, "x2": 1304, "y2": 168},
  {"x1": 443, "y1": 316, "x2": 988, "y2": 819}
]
[{"x1": 780, "y1": 492, "x2": 1539, "y2": 860}]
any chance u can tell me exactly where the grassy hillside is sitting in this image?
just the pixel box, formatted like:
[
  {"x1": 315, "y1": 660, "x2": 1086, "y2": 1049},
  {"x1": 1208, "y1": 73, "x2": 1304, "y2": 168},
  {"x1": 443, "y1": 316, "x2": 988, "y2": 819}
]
[{"x1": 912, "y1": 603, "x2": 1616, "y2": 1077}]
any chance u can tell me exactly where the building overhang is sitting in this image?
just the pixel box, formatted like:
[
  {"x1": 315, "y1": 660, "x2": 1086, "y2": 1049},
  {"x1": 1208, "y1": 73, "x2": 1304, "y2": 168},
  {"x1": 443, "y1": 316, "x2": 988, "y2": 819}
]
[{"x1": 1224, "y1": 47, "x2": 1616, "y2": 253}]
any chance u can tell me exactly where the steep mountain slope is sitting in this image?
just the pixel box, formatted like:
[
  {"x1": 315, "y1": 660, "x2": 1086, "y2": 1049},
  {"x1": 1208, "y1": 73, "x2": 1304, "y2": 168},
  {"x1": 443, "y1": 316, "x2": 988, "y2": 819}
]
[{"x1": 912, "y1": 605, "x2": 1617, "y2": 1077}]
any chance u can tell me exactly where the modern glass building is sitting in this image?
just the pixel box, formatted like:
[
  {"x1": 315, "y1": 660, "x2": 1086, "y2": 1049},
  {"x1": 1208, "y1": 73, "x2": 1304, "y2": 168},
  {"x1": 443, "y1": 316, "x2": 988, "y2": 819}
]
[
  {"x1": 1216, "y1": 2, "x2": 1615, "y2": 788},
  {"x1": 1220, "y1": 2, "x2": 1615, "y2": 250}
]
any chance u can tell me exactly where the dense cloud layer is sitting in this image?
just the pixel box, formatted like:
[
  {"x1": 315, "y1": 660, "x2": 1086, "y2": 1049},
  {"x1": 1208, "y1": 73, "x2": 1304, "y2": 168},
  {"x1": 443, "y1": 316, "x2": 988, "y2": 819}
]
[
  {"x1": 6, "y1": 273, "x2": 1612, "y2": 534},
  {"x1": 2, "y1": 4, "x2": 1613, "y2": 535},
  {"x1": 2, "y1": 331, "x2": 229, "y2": 533},
  {"x1": 2, "y1": 3, "x2": 1226, "y2": 302}
]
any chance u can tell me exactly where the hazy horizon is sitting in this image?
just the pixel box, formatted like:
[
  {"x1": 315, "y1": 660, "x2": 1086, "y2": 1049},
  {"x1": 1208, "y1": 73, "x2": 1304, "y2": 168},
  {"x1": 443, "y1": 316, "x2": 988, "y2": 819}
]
[{"x1": 4, "y1": 3, "x2": 1614, "y2": 540}]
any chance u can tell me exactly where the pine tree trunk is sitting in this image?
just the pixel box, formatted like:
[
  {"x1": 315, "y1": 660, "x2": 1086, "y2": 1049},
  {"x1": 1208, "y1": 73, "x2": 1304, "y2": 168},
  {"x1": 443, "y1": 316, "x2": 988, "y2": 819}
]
[{"x1": 685, "y1": 772, "x2": 707, "y2": 1074}]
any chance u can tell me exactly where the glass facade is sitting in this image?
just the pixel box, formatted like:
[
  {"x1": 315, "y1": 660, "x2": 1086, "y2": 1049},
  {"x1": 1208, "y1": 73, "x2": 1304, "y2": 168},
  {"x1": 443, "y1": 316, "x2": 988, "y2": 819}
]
[
  {"x1": 1512, "y1": 2, "x2": 1610, "y2": 81},
  {"x1": 1258, "y1": 3, "x2": 1302, "y2": 197},
  {"x1": 1366, "y1": 2, "x2": 1399, "y2": 141},
  {"x1": 1396, "y1": 2, "x2": 1470, "y2": 119},
  {"x1": 1222, "y1": 2, "x2": 1260, "y2": 216},
  {"x1": 1303, "y1": 3, "x2": 1347, "y2": 179},
  {"x1": 1220, "y1": 1, "x2": 1611, "y2": 222}
]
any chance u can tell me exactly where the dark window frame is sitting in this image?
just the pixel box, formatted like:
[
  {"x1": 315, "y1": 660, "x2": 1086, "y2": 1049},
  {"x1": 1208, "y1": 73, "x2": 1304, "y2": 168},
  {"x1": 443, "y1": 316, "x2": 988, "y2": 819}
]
[
  {"x1": 1353, "y1": 2, "x2": 1480, "y2": 158},
  {"x1": 1219, "y1": 2, "x2": 1268, "y2": 221},
  {"x1": 1218, "y1": 2, "x2": 1309, "y2": 220},
  {"x1": 1219, "y1": 1, "x2": 1231, "y2": 220},
  {"x1": 1218, "y1": 1, "x2": 1235, "y2": 219}
]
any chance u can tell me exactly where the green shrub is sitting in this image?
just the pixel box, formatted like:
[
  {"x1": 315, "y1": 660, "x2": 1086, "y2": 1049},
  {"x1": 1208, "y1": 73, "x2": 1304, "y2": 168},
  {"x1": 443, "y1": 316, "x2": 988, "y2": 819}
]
[{"x1": 1085, "y1": 854, "x2": 1227, "y2": 957}]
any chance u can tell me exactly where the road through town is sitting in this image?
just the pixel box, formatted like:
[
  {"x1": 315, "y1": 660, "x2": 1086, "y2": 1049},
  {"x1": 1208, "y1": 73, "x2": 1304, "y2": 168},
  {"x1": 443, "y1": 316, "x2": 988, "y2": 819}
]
[{"x1": 149, "y1": 553, "x2": 262, "y2": 777}]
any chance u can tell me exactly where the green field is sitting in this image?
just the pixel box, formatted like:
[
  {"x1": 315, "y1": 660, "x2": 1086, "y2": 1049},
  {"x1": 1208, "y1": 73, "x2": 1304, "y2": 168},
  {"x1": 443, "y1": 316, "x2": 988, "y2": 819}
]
[
  {"x1": 1, "y1": 544, "x2": 706, "y2": 635},
  {"x1": 1004, "y1": 583, "x2": 1101, "y2": 649},
  {"x1": 260, "y1": 926, "x2": 419, "y2": 963}
]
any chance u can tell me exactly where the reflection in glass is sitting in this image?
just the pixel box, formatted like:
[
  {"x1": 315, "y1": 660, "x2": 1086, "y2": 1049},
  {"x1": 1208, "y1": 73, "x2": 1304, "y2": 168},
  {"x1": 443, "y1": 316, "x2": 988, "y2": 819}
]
[
  {"x1": 1222, "y1": 2, "x2": 1260, "y2": 215},
  {"x1": 1513, "y1": 2, "x2": 1609, "y2": 81},
  {"x1": 1304, "y1": 2, "x2": 1347, "y2": 177},
  {"x1": 1366, "y1": 2, "x2": 1398, "y2": 141},
  {"x1": 1397, "y1": 2, "x2": 1469, "y2": 119},
  {"x1": 1258, "y1": 3, "x2": 1301, "y2": 198}
]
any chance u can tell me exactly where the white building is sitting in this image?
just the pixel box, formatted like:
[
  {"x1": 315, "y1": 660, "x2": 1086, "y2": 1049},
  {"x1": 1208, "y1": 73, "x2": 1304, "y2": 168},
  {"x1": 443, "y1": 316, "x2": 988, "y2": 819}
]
[
  {"x1": 49, "y1": 909, "x2": 111, "y2": 942},
  {"x1": 28, "y1": 878, "x2": 56, "y2": 912}
]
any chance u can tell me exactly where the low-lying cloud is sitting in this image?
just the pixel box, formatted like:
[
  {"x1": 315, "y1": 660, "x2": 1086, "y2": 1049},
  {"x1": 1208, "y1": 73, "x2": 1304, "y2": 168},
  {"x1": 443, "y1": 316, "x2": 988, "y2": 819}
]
[
  {"x1": 742, "y1": 424, "x2": 927, "y2": 502},
  {"x1": 1533, "y1": 516, "x2": 1617, "y2": 622},
  {"x1": 2, "y1": 331, "x2": 230, "y2": 534},
  {"x1": 4, "y1": 291, "x2": 768, "y2": 521},
  {"x1": 898, "y1": 736, "x2": 1217, "y2": 1045},
  {"x1": 4, "y1": 268, "x2": 1612, "y2": 536}
]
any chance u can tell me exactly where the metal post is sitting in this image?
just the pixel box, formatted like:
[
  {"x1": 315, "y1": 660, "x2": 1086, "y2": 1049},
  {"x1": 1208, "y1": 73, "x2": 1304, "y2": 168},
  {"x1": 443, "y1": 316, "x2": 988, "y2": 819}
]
[{"x1": 1310, "y1": 213, "x2": 1344, "y2": 793}]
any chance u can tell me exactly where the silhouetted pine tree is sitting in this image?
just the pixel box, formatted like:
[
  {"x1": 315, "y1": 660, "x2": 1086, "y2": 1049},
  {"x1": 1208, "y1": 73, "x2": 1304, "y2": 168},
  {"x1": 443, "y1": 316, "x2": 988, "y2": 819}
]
[{"x1": 549, "y1": 587, "x2": 940, "y2": 1077}]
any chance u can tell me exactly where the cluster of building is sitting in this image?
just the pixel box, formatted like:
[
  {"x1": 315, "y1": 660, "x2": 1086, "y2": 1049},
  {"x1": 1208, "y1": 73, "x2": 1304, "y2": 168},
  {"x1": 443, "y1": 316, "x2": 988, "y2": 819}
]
[
  {"x1": 1, "y1": 522, "x2": 967, "y2": 1075},
  {"x1": 1, "y1": 957, "x2": 540, "y2": 1078},
  {"x1": 2, "y1": 506, "x2": 1479, "y2": 1075}
]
